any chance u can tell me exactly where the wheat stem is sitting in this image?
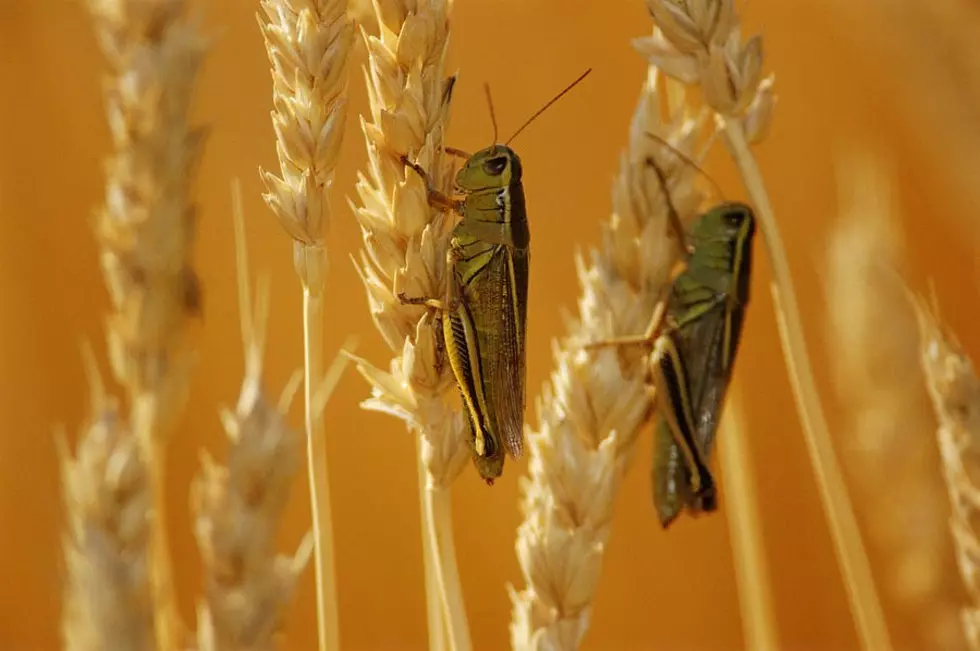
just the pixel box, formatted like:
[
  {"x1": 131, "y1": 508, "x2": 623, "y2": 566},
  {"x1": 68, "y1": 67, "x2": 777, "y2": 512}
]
[
  {"x1": 257, "y1": 0, "x2": 353, "y2": 645},
  {"x1": 723, "y1": 119, "x2": 891, "y2": 651},
  {"x1": 417, "y1": 443, "x2": 448, "y2": 651},
  {"x1": 720, "y1": 386, "x2": 778, "y2": 651},
  {"x1": 425, "y1": 484, "x2": 470, "y2": 651},
  {"x1": 304, "y1": 285, "x2": 338, "y2": 651}
]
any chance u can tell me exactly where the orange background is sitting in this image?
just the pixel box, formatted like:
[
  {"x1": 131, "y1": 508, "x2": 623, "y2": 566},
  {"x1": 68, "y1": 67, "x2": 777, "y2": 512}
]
[{"x1": 1, "y1": 1, "x2": 978, "y2": 650}]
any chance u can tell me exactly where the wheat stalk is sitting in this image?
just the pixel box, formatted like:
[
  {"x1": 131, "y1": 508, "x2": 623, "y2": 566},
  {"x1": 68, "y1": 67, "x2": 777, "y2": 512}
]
[
  {"x1": 718, "y1": 386, "x2": 778, "y2": 650},
  {"x1": 825, "y1": 152, "x2": 965, "y2": 649},
  {"x1": 913, "y1": 290, "x2": 980, "y2": 650},
  {"x1": 641, "y1": 2, "x2": 890, "y2": 648},
  {"x1": 60, "y1": 349, "x2": 154, "y2": 651},
  {"x1": 257, "y1": 2, "x2": 353, "y2": 648},
  {"x1": 193, "y1": 190, "x2": 353, "y2": 651},
  {"x1": 508, "y1": 62, "x2": 712, "y2": 649},
  {"x1": 84, "y1": 1, "x2": 208, "y2": 648},
  {"x1": 347, "y1": 1, "x2": 470, "y2": 649}
]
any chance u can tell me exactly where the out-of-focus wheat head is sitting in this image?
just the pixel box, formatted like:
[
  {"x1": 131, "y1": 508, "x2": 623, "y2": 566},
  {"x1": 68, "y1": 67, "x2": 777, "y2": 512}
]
[
  {"x1": 60, "y1": 362, "x2": 154, "y2": 651},
  {"x1": 509, "y1": 63, "x2": 710, "y2": 650},
  {"x1": 82, "y1": 1, "x2": 208, "y2": 649},
  {"x1": 258, "y1": 0, "x2": 353, "y2": 290},
  {"x1": 89, "y1": 0, "x2": 206, "y2": 420},
  {"x1": 826, "y1": 153, "x2": 965, "y2": 650},
  {"x1": 193, "y1": 279, "x2": 311, "y2": 651},
  {"x1": 914, "y1": 293, "x2": 980, "y2": 649},
  {"x1": 350, "y1": 0, "x2": 467, "y2": 487},
  {"x1": 637, "y1": 0, "x2": 773, "y2": 134}
]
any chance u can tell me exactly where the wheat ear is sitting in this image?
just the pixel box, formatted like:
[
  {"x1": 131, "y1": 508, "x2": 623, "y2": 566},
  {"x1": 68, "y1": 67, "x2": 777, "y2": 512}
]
[
  {"x1": 84, "y1": 1, "x2": 208, "y2": 648},
  {"x1": 60, "y1": 347, "x2": 154, "y2": 651},
  {"x1": 194, "y1": 188, "x2": 352, "y2": 650},
  {"x1": 509, "y1": 63, "x2": 711, "y2": 648},
  {"x1": 913, "y1": 291, "x2": 980, "y2": 650},
  {"x1": 257, "y1": 2, "x2": 353, "y2": 648},
  {"x1": 348, "y1": 1, "x2": 470, "y2": 649},
  {"x1": 825, "y1": 152, "x2": 965, "y2": 649},
  {"x1": 641, "y1": 2, "x2": 889, "y2": 648}
]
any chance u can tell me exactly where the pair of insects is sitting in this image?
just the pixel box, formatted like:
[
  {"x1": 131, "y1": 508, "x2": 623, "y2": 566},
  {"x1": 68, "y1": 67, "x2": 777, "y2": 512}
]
[{"x1": 398, "y1": 72, "x2": 756, "y2": 530}]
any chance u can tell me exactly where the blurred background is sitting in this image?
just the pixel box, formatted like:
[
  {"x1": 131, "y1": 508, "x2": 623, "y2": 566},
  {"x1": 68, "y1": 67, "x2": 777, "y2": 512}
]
[{"x1": 1, "y1": 0, "x2": 979, "y2": 649}]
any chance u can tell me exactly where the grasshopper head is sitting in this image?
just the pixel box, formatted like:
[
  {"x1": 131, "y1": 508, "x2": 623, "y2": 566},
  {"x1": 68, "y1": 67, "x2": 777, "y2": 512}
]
[
  {"x1": 455, "y1": 144, "x2": 523, "y2": 192},
  {"x1": 691, "y1": 202, "x2": 756, "y2": 242}
]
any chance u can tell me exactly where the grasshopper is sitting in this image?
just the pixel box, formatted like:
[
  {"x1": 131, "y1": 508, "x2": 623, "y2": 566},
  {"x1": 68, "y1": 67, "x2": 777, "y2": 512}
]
[
  {"x1": 589, "y1": 140, "x2": 756, "y2": 527},
  {"x1": 399, "y1": 69, "x2": 591, "y2": 484}
]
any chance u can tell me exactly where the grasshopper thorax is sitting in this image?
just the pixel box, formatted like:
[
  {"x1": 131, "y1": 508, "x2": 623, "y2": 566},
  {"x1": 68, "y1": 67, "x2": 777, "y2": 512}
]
[{"x1": 455, "y1": 144, "x2": 523, "y2": 192}]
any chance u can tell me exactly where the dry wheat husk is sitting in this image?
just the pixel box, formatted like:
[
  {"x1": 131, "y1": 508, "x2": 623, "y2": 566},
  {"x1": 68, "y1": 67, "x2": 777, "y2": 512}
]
[
  {"x1": 508, "y1": 63, "x2": 710, "y2": 650},
  {"x1": 347, "y1": 1, "x2": 470, "y2": 649},
  {"x1": 60, "y1": 357, "x2": 155, "y2": 651},
  {"x1": 78, "y1": 1, "x2": 208, "y2": 648},
  {"x1": 914, "y1": 291, "x2": 980, "y2": 650},
  {"x1": 193, "y1": 279, "x2": 311, "y2": 651}
]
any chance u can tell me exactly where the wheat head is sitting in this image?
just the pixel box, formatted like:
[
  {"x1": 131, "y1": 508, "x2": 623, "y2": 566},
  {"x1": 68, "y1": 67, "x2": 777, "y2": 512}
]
[
  {"x1": 826, "y1": 153, "x2": 965, "y2": 650},
  {"x1": 508, "y1": 60, "x2": 711, "y2": 649},
  {"x1": 914, "y1": 292, "x2": 980, "y2": 650},
  {"x1": 81, "y1": 1, "x2": 208, "y2": 648},
  {"x1": 60, "y1": 355, "x2": 154, "y2": 651}
]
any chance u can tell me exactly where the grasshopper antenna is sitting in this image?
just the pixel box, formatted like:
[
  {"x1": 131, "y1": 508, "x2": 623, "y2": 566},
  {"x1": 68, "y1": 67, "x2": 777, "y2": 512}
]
[
  {"x1": 504, "y1": 68, "x2": 592, "y2": 146},
  {"x1": 645, "y1": 153, "x2": 689, "y2": 256},
  {"x1": 484, "y1": 82, "x2": 499, "y2": 144},
  {"x1": 644, "y1": 132, "x2": 724, "y2": 201}
]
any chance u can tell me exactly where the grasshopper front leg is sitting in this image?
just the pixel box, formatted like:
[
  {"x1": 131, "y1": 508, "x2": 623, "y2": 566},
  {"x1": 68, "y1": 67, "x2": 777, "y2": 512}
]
[
  {"x1": 398, "y1": 247, "x2": 462, "y2": 377},
  {"x1": 399, "y1": 155, "x2": 461, "y2": 214},
  {"x1": 582, "y1": 286, "x2": 669, "y2": 351}
]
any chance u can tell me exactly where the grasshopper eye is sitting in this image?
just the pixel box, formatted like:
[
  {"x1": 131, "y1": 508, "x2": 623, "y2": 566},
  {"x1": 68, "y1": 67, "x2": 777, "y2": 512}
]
[{"x1": 483, "y1": 156, "x2": 508, "y2": 176}]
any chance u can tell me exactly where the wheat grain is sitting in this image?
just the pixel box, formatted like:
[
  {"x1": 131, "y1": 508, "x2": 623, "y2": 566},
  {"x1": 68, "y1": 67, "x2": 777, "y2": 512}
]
[
  {"x1": 914, "y1": 291, "x2": 980, "y2": 650},
  {"x1": 257, "y1": 2, "x2": 353, "y2": 648},
  {"x1": 84, "y1": 1, "x2": 208, "y2": 647},
  {"x1": 825, "y1": 152, "x2": 965, "y2": 650},
  {"x1": 348, "y1": 1, "x2": 469, "y2": 649},
  {"x1": 60, "y1": 351, "x2": 154, "y2": 651},
  {"x1": 509, "y1": 65, "x2": 710, "y2": 650}
]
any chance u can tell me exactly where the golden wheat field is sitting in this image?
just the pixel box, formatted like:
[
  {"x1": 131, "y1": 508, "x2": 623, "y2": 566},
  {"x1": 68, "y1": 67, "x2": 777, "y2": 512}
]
[{"x1": 1, "y1": 0, "x2": 979, "y2": 650}]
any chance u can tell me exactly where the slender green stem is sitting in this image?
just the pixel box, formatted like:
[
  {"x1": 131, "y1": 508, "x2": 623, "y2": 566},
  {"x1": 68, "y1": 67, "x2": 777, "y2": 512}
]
[
  {"x1": 303, "y1": 287, "x2": 340, "y2": 651},
  {"x1": 723, "y1": 119, "x2": 892, "y2": 651}
]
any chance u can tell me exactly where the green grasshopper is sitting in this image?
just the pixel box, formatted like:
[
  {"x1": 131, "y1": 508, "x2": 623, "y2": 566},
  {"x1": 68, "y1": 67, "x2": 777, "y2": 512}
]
[
  {"x1": 590, "y1": 140, "x2": 756, "y2": 527},
  {"x1": 399, "y1": 70, "x2": 591, "y2": 484}
]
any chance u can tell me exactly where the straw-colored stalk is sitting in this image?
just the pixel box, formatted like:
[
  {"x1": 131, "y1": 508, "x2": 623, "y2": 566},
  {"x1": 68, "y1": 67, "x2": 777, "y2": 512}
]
[
  {"x1": 257, "y1": 2, "x2": 353, "y2": 648},
  {"x1": 60, "y1": 355, "x2": 154, "y2": 651},
  {"x1": 84, "y1": 1, "x2": 207, "y2": 648},
  {"x1": 825, "y1": 153, "x2": 964, "y2": 650},
  {"x1": 914, "y1": 293, "x2": 980, "y2": 649},
  {"x1": 509, "y1": 64, "x2": 711, "y2": 648},
  {"x1": 642, "y1": 1, "x2": 889, "y2": 648},
  {"x1": 193, "y1": 191, "x2": 352, "y2": 651},
  {"x1": 348, "y1": 1, "x2": 470, "y2": 649},
  {"x1": 718, "y1": 386, "x2": 778, "y2": 651}
]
